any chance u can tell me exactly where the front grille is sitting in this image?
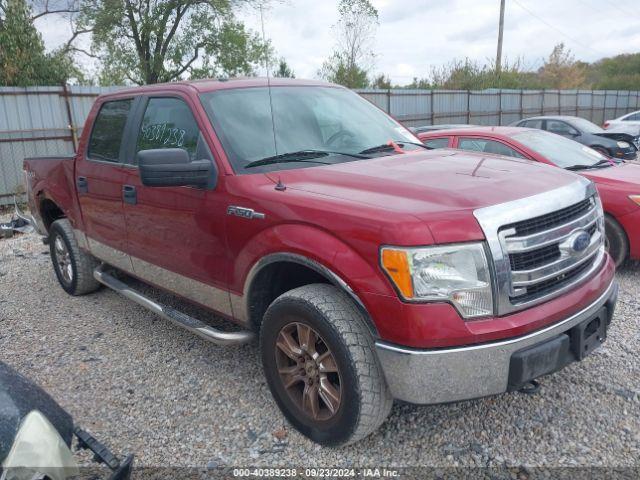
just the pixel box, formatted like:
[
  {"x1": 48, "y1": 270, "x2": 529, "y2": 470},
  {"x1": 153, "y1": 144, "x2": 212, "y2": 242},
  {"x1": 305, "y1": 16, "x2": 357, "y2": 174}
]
[
  {"x1": 514, "y1": 257, "x2": 593, "y2": 303},
  {"x1": 504, "y1": 198, "x2": 592, "y2": 237},
  {"x1": 509, "y1": 244, "x2": 560, "y2": 271},
  {"x1": 501, "y1": 196, "x2": 603, "y2": 307}
]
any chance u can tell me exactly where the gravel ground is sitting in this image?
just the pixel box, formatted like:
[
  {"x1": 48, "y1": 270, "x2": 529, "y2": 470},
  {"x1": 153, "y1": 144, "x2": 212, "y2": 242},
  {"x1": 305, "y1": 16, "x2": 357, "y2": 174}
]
[{"x1": 1, "y1": 222, "x2": 639, "y2": 471}]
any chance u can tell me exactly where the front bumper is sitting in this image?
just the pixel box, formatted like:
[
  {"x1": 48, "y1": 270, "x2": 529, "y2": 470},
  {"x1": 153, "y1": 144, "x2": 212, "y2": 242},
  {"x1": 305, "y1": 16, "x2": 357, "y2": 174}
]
[{"x1": 375, "y1": 279, "x2": 618, "y2": 404}]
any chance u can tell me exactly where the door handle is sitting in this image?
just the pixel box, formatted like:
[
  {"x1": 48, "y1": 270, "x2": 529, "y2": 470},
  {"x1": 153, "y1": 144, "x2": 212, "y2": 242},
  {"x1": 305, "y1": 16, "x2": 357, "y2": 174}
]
[
  {"x1": 122, "y1": 185, "x2": 137, "y2": 205},
  {"x1": 77, "y1": 176, "x2": 88, "y2": 194}
]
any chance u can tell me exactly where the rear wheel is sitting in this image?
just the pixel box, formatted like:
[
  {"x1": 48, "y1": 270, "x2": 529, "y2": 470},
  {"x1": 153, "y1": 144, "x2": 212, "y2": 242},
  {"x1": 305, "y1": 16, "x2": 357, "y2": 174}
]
[
  {"x1": 260, "y1": 284, "x2": 392, "y2": 446},
  {"x1": 49, "y1": 219, "x2": 101, "y2": 295},
  {"x1": 604, "y1": 215, "x2": 629, "y2": 268}
]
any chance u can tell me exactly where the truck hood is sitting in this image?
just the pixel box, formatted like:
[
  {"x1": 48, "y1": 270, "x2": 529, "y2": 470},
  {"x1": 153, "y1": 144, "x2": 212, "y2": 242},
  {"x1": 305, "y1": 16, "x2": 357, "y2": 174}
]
[
  {"x1": 270, "y1": 149, "x2": 582, "y2": 220},
  {"x1": 582, "y1": 162, "x2": 640, "y2": 190}
]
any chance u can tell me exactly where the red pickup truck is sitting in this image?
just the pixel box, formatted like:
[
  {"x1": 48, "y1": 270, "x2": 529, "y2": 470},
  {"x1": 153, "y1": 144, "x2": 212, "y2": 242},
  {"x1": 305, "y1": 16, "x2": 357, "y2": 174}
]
[{"x1": 23, "y1": 78, "x2": 617, "y2": 446}]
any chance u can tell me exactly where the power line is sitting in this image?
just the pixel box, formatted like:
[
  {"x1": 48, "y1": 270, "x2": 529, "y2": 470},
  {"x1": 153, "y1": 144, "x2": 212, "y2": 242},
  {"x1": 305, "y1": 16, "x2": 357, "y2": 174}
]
[
  {"x1": 512, "y1": 0, "x2": 606, "y2": 58},
  {"x1": 600, "y1": 0, "x2": 636, "y2": 17}
]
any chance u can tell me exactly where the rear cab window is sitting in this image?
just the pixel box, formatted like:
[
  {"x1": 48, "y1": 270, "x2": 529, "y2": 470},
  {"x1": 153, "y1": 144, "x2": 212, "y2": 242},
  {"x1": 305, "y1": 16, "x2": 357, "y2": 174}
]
[{"x1": 88, "y1": 99, "x2": 133, "y2": 162}]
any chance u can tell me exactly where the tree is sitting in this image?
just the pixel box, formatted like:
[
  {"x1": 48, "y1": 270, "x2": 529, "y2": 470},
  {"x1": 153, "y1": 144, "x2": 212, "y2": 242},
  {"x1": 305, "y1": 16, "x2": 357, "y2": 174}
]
[
  {"x1": 0, "y1": 0, "x2": 81, "y2": 85},
  {"x1": 371, "y1": 74, "x2": 391, "y2": 89},
  {"x1": 273, "y1": 58, "x2": 294, "y2": 78},
  {"x1": 320, "y1": 0, "x2": 378, "y2": 88},
  {"x1": 538, "y1": 43, "x2": 586, "y2": 89},
  {"x1": 588, "y1": 53, "x2": 640, "y2": 90},
  {"x1": 81, "y1": 0, "x2": 272, "y2": 85}
]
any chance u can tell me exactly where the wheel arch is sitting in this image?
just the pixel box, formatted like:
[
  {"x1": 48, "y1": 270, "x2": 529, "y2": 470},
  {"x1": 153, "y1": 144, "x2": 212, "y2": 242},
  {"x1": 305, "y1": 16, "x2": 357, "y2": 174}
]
[
  {"x1": 242, "y1": 253, "x2": 379, "y2": 337},
  {"x1": 590, "y1": 144, "x2": 611, "y2": 156},
  {"x1": 38, "y1": 195, "x2": 66, "y2": 232},
  {"x1": 604, "y1": 212, "x2": 630, "y2": 263}
]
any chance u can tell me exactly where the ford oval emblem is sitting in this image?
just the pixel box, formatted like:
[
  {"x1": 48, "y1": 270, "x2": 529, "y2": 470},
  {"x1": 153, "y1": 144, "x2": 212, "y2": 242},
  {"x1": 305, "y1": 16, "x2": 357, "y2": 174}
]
[{"x1": 570, "y1": 230, "x2": 591, "y2": 253}]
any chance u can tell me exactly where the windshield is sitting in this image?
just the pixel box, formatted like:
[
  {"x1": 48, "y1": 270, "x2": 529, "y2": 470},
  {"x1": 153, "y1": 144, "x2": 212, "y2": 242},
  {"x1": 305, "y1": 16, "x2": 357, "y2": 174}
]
[
  {"x1": 200, "y1": 86, "x2": 420, "y2": 173},
  {"x1": 512, "y1": 130, "x2": 608, "y2": 168},
  {"x1": 568, "y1": 117, "x2": 604, "y2": 134}
]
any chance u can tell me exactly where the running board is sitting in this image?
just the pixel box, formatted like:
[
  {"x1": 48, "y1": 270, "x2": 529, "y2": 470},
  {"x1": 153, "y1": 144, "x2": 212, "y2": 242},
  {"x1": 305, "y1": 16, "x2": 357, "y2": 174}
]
[{"x1": 93, "y1": 266, "x2": 254, "y2": 346}]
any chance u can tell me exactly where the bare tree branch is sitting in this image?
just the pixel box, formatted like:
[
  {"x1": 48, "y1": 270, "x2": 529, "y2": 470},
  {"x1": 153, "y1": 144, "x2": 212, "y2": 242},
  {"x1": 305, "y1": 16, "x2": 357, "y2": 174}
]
[
  {"x1": 168, "y1": 42, "x2": 203, "y2": 80},
  {"x1": 30, "y1": 0, "x2": 80, "y2": 21}
]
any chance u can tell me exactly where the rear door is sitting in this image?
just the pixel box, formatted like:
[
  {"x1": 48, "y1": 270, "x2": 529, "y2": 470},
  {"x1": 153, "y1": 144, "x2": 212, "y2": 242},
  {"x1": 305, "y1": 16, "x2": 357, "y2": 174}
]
[
  {"x1": 75, "y1": 97, "x2": 137, "y2": 271},
  {"x1": 120, "y1": 94, "x2": 232, "y2": 316}
]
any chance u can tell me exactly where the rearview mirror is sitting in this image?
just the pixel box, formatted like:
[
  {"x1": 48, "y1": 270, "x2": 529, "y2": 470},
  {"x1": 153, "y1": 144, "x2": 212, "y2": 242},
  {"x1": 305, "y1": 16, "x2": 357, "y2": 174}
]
[{"x1": 137, "y1": 149, "x2": 214, "y2": 188}]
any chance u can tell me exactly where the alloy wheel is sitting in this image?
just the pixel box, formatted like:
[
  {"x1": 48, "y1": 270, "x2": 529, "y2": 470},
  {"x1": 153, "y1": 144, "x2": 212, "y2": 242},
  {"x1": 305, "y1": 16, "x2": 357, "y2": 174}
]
[
  {"x1": 275, "y1": 322, "x2": 342, "y2": 421},
  {"x1": 54, "y1": 236, "x2": 73, "y2": 284}
]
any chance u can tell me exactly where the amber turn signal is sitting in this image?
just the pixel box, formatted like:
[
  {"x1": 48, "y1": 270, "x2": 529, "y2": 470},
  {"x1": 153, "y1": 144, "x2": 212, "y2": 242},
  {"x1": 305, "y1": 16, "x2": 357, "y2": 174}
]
[{"x1": 381, "y1": 248, "x2": 414, "y2": 298}]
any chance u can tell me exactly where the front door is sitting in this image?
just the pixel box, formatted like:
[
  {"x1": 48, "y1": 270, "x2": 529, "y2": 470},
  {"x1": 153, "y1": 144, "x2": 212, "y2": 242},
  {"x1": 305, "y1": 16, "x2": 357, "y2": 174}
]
[
  {"x1": 75, "y1": 97, "x2": 134, "y2": 271},
  {"x1": 120, "y1": 95, "x2": 232, "y2": 317}
]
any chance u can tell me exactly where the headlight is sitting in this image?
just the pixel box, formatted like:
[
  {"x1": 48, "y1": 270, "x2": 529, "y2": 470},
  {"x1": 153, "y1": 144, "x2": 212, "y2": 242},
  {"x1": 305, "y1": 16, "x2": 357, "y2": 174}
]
[
  {"x1": 617, "y1": 141, "x2": 630, "y2": 148},
  {"x1": 381, "y1": 243, "x2": 493, "y2": 318},
  {"x1": 1, "y1": 410, "x2": 79, "y2": 480},
  {"x1": 630, "y1": 195, "x2": 640, "y2": 207}
]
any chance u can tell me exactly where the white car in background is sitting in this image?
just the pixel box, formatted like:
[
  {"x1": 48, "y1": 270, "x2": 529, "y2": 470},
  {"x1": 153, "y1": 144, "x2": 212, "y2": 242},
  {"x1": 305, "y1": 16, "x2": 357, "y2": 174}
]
[{"x1": 604, "y1": 111, "x2": 640, "y2": 142}]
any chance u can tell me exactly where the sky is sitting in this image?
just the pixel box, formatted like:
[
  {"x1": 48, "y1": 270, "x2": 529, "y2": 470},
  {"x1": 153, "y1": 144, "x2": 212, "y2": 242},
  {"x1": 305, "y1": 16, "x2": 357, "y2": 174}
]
[{"x1": 37, "y1": 0, "x2": 640, "y2": 85}]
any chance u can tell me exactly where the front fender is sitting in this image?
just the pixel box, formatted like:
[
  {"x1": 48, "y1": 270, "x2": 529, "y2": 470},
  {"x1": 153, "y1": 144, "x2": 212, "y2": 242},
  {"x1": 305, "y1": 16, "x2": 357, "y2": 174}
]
[{"x1": 228, "y1": 223, "x2": 396, "y2": 328}]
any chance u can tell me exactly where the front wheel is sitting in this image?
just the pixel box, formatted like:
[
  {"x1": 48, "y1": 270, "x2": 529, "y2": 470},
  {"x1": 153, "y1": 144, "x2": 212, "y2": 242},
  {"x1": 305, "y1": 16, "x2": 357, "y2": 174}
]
[
  {"x1": 592, "y1": 146, "x2": 611, "y2": 158},
  {"x1": 260, "y1": 284, "x2": 392, "y2": 446},
  {"x1": 604, "y1": 216, "x2": 629, "y2": 268}
]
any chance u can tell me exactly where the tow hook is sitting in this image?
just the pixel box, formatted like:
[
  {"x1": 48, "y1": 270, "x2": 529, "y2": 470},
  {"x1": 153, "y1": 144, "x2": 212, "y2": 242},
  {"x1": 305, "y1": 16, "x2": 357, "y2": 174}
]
[{"x1": 518, "y1": 380, "x2": 541, "y2": 395}]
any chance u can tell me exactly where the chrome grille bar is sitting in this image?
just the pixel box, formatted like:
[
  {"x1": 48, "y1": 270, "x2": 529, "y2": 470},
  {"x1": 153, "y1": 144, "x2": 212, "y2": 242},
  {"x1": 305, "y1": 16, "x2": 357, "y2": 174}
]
[
  {"x1": 503, "y1": 206, "x2": 598, "y2": 253},
  {"x1": 474, "y1": 179, "x2": 604, "y2": 316},
  {"x1": 510, "y1": 230, "x2": 602, "y2": 287}
]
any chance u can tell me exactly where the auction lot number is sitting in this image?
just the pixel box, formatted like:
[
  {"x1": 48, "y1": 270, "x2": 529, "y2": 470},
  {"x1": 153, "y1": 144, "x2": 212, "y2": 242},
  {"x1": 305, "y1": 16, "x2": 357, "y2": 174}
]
[{"x1": 233, "y1": 468, "x2": 399, "y2": 477}]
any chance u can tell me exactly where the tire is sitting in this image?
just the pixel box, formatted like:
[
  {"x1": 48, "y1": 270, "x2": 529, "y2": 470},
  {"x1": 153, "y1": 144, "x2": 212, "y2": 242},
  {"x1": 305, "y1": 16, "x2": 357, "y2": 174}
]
[
  {"x1": 260, "y1": 284, "x2": 392, "y2": 446},
  {"x1": 592, "y1": 146, "x2": 611, "y2": 157},
  {"x1": 49, "y1": 219, "x2": 101, "y2": 295},
  {"x1": 604, "y1": 215, "x2": 629, "y2": 268}
]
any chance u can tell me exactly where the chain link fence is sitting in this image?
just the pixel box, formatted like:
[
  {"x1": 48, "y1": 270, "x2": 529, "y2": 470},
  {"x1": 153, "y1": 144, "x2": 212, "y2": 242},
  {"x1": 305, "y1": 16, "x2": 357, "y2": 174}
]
[{"x1": 1, "y1": 86, "x2": 639, "y2": 205}]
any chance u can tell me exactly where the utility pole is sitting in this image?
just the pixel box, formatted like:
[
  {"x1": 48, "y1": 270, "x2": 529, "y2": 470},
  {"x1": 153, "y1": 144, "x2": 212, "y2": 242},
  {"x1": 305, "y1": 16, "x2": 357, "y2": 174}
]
[{"x1": 496, "y1": 0, "x2": 506, "y2": 74}]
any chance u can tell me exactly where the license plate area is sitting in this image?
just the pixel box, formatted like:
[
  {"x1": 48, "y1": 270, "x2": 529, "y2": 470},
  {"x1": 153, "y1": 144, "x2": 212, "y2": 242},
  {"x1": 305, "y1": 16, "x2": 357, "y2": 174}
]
[{"x1": 570, "y1": 307, "x2": 607, "y2": 360}]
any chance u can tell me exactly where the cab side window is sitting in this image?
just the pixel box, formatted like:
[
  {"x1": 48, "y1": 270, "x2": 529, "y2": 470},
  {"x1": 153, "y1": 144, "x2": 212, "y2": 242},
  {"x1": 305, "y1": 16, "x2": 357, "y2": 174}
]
[
  {"x1": 458, "y1": 137, "x2": 525, "y2": 158},
  {"x1": 136, "y1": 97, "x2": 209, "y2": 161},
  {"x1": 88, "y1": 99, "x2": 133, "y2": 162},
  {"x1": 546, "y1": 120, "x2": 577, "y2": 136},
  {"x1": 522, "y1": 119, "x2": 543, "y2": 129},
  {"x1": 423, "y1": 137, "x2": 450, "y2": 149}
]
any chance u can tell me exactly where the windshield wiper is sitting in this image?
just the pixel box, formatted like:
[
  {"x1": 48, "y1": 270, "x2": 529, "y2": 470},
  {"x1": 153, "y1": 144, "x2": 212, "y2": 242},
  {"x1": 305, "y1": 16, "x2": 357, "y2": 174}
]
[
  {"x1": 396, "y1": 140, "x2": 430, "y2": 149},
  {"x1": 244, "y1": 150, "x2": 368, "y2": 169},
  {"x1": 359, "y1": 140, "x2": 429, "y2": 155},
  {"x1": 565, "y1": 159, "x2": 614, "y2": 171}
]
